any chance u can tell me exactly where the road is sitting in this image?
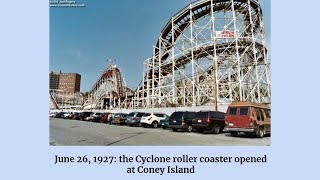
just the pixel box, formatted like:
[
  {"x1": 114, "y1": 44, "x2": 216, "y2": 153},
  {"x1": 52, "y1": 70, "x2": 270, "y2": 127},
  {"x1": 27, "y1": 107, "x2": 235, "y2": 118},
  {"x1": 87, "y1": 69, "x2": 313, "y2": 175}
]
[{"x1": 50, "y1": 118, "x2": 270, "y2": 146}]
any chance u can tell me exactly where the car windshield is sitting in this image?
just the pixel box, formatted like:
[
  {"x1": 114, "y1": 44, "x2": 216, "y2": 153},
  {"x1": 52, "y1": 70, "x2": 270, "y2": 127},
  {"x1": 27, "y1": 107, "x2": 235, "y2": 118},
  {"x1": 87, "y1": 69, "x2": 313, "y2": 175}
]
[
  {"x1": 240, "y1": 108, "x2": 248, "y2": 115},
  {"x1": 169, "y1": 112, "x2": 183, "y2": 120},
  {"x1": 143, "y1": 113, "x2": 151, "y2": 117},
  {"x1": 121, "y1": 114, "x2": 127, "y2": 117},
  {"x1": 154, "y1": 113, "x2": 165, "y2": 117},
  {"x1": 229, "y1": 108, "x2": 237, "y2": 115},
  {"x1": 128, "y1": 112, "x2": 135, "y2": 117},
  {"x1": 137, "y1": 113, "x2": 145, "y2": 117}
]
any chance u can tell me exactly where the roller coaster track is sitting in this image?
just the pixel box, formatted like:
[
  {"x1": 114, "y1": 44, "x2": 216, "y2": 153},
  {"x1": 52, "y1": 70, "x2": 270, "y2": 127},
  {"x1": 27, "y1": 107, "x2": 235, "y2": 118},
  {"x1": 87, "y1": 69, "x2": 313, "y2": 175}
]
[
  {"x1": 149, "y1": 40, "x2": 266, "y2": 80},
  {"x1": 84, "y1": 66, "x2": 136, "y2": 109},
  {"x1": 49, "y1": 91, "x2": 60, "y2": 110},
  {"x1": 133, "y1": 0, "x2": 270, "y2": 108},
  {"x1": 73, "y1": 0, "x2": 270, "y2": 110},
  {"x1": 155, "y1": 0, "x2": 262, "y2": 63},
  {"x1": 90, "y1": 67, "x2": 125, "y2": 98},
  {"x1": 142, "y1": 0, "x2": 265, "y2": 87}
]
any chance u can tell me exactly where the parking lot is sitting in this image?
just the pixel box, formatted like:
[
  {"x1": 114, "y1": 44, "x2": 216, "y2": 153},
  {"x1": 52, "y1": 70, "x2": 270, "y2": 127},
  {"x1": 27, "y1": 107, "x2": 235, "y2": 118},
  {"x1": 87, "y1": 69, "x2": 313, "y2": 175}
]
[{"x1": 50, "y1": 118, "x2": 270, "y2": 146}]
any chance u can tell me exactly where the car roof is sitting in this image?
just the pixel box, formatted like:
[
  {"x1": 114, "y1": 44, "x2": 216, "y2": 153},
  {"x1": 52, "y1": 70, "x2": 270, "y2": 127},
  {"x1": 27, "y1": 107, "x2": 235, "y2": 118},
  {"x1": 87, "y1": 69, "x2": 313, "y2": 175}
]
[
  {"x1": 229, "y1": 101, "x2": 270, "y2": 109},
  {"x1": 197, "y1": 111, "x2": 224, "y2": 113},
  {"x1": 174, "y1": 111, "x2": 195, "y2": 112}
]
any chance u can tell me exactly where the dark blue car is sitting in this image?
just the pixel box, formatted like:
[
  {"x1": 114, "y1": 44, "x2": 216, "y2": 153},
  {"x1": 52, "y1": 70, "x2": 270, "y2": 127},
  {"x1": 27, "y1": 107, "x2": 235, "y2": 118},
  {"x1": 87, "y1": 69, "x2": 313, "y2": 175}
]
[{"x1": 160, "y1": 117, "x2": 169, "y2": 129}]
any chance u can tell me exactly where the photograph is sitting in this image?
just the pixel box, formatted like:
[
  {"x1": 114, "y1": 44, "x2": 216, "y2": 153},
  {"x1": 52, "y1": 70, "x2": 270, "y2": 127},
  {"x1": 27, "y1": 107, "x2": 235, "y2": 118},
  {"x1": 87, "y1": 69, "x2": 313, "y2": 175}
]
[
  {"x1": 4, "y1": 0, "x2": 320, "y2": 179},
  {"x1": 49, "y1": 0, "x2": 271, "y2": 146}
]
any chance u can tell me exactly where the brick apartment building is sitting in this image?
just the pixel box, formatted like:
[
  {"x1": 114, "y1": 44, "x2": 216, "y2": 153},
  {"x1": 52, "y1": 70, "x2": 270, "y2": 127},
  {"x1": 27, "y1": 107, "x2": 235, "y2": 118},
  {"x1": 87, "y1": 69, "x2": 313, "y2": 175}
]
[{"x1": 49, "y1": 71, "x2": 81, "y2": 93}]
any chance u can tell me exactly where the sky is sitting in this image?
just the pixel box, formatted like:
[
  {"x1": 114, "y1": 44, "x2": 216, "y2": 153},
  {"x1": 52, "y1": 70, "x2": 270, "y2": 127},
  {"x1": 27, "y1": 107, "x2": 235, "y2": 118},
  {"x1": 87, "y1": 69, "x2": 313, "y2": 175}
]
[{"x1": 50, "y1": 0, "x2": 270, "y2": 92}]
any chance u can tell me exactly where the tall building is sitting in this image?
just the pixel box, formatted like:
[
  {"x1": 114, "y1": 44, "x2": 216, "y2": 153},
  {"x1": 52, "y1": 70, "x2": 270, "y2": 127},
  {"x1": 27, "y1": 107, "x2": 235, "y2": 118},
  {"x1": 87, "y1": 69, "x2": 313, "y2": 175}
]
[
  {"x1": 59, "y1": 73, "x2": 81, "y2": 93},
  {"x1": 49, "y1": 71, "x2": 81, "y2": 93},
  {"x1": 49, "y1": 71, "x2": 61, "y2": 90}
]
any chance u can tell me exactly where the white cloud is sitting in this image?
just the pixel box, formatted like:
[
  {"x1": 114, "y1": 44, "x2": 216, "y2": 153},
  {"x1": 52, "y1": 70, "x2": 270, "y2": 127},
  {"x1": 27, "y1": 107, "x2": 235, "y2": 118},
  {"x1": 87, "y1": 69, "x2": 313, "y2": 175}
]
[{"x1": 59, "y1": 48, "x2": 89, "y2": 63}]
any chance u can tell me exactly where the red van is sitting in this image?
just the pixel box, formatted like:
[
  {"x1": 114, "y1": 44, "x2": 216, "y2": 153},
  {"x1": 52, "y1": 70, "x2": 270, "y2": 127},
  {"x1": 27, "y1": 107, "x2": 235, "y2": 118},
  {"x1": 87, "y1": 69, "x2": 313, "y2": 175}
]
[{"x1": 225, "y1": 101, "x2": 271, "y2": 138}]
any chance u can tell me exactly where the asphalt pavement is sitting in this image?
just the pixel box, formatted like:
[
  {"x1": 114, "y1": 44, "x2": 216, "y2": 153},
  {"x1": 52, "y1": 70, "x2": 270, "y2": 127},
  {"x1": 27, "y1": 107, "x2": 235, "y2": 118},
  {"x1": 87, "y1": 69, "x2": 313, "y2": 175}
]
[{"x1": 50, "y1": 118, "x2": 270, "y2": 146}]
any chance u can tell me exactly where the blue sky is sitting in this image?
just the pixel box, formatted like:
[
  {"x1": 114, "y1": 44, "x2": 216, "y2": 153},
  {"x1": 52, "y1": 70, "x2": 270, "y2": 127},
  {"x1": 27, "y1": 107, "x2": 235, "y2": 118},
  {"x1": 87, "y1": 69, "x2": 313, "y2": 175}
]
[{"x1": 50, "y1": 0, "x2": 270, "y2": 92}]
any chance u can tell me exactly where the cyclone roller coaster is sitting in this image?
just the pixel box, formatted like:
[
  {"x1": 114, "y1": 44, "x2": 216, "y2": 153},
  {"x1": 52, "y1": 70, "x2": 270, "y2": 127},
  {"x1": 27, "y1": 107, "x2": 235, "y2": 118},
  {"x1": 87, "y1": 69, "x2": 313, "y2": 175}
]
[{"x1": 50, "y1": 0, "x2": 271, "y2": 110}]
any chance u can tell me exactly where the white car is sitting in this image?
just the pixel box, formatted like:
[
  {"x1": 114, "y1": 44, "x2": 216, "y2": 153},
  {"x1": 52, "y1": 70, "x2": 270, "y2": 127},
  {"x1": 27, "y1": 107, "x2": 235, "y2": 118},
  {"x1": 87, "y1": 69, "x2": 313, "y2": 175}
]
[
  {"x1": 49, "y1": 113, "x2": 56, "y2": 117},
  {"x1": 85, "y1": 116, "x2": 92, "y2": 121},
  {"x1": 62, "y1": 112, "x2": 72, "y2": 119},
  {"x1": 91, "y1": 112, "x2": 104, "y2": 122},
  {"x1": 140, "y1": 112, "x2": 169, "y2": 128}
]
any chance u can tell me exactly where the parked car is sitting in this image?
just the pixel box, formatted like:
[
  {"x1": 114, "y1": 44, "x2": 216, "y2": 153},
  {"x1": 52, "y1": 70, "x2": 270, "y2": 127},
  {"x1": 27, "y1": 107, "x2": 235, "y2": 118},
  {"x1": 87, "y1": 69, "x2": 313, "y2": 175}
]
[
  {"x1": 91, "y1": 112, "x2": 105, "y2": 122},
  {"x1": 62, "y1": 112, "x2": 73, "y2": 119},
  {"x1": 55, "y1": 112, "x2": 67, "y2": 118},
  {"x1": 100, "y1": 112, "x2": 111, "y2": 123},
  {"x1": 192, "y1": 111, "x2": 226, "y2": 133},
  {"x1": 49, "y1": 112, "x2": 56, "y2": 117},
  {"x1": 125, "y1": 112, "x2": 145, "y2": 126},
  {"x1": 224, "y1": 101, "x2": 271, "y2": 138},
  {"x1": 68, "y1": 112, "x2": 79, "y2": 119},
  {"x1": 73, "y1": 112, "x2": 82, "y2": 120},
  {"x1": 80, "y1": 111, "x2": 93, "y2": 121},
  {"x1": 168, "y1": 111, "x2": 196, "y2": 132},
  {"x1": 140, "y1": 112, "x2": 169, "y2": 128},
  {"x1": 112, "y1": 113, "x2": 128, "y2": 125},
  {"x1": 85, "y1": 113, "x2": 94, "y2": 121},
  {"x1": 160, "y1": 117, "x2": 169, "y2": 129},
  {"x1": 70, "y1": 112, "x2": 80, "y2": 120}
]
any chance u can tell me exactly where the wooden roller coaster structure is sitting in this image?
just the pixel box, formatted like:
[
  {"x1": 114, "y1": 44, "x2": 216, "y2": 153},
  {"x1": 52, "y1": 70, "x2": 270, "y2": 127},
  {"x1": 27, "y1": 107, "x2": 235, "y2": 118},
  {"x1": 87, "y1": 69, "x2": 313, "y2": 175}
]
[{"x1": 52, "y1": 0, "x2": 270, "y2": 111}]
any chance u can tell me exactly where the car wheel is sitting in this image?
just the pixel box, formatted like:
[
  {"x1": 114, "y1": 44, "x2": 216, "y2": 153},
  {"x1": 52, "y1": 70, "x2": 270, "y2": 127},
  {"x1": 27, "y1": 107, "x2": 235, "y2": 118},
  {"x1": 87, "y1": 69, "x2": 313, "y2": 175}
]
[
  {"x1": 257, "y1": 127, "x2": 264, "y2": 138},
  {"x1": 152, "y1": 121, "x2": 158, "y2": 128},
  {"x1": 231, "y1": 132, "x2": 238, "y2": 137},
  {"x1": 162, "y1": 126, "x2": 167, "y2": 129},
  {"x1": 213, "y1": 125, "x2": 221, "y2": 134},
  {"x1": 186, "y1": 125, "x2": 193, "y2": 132},
  {"x1": 172, "y1": 128, "x2": 178, "y2": 132}
]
